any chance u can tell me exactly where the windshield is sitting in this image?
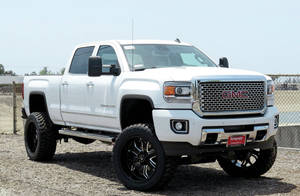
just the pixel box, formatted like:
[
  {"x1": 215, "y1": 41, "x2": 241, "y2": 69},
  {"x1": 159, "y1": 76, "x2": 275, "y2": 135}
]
[{"x1": 122, "y1": 44, "x2": 217, "y2": 70}]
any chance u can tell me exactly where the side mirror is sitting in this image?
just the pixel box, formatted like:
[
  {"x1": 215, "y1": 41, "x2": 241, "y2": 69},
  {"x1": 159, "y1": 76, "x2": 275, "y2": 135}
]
[
  {"x1": 219, "y1": 57, "x2": 229, "y2": 68},
  {"x1": 102, "y1": 64, "x2": 121, "y2": 76},
  {"x1": 88, "y1": 56, "x2": 102, "y2": 77},
  {"x1": 110, "y1": 64, "x2": 121, "y2": 76}
]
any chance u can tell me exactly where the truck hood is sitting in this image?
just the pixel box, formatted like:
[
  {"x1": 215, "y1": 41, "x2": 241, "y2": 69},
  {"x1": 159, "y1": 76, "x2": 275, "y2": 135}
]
[{"x1": 139, "y1": 66, "x2": 268, "y2": 81}]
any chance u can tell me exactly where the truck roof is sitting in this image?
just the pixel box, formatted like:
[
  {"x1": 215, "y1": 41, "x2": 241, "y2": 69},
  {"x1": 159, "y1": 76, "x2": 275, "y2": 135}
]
[
  {"x1": 117, "y1": 40, "x2": 191, "y2": 45},
  {"x1": 76, "y1": 40, "x2": 192, "y2": 48}
]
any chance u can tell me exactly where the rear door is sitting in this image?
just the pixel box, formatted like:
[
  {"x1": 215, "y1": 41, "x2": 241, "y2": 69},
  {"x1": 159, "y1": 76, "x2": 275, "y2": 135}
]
[{"x1": 60, "y1": 46, "x2": 95, "y2": 126}]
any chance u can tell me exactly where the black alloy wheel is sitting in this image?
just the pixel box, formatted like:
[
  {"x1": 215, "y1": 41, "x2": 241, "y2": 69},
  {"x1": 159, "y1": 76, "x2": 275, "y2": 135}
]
[
  {"x1": 122, "y1": 137, "x2": 158, "y2": 181},
  {"x1": 231, "y1": 148, "x2": 261, "y2": 168},
  {"x1": 26, "y1": 122, "x2": 39, "y2": 153},
  {"x1": 113, "y1": 124, "x2": 176, "y2": 191},
  {"x1": 218, "y1": 140, "x2": 277, "y2": 177}
]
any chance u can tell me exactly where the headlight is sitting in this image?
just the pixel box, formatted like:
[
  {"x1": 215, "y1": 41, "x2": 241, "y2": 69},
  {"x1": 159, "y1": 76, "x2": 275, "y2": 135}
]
[
  {"x1": 267, "y1": 80, "x2": 275, "y2": 95},
  {"x1": 164, "y1": 81, "x2": 192, "y2": 103},
  {"x1": 267, "y1": 80, "x2": 275, "y2": 106}
]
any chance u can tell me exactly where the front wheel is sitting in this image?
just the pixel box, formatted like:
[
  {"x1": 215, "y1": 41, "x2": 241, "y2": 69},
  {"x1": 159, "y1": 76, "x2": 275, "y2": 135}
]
[
  {"x1": 112, "y1": 124, "x2": 176, "y2": 191},
  {"x1": 217, "y1": 140, "x2": 277, "y2": 177}
]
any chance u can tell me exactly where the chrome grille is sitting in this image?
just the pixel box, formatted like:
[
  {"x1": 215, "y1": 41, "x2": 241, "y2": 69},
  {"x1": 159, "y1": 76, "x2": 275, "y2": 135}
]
[{"x1": 197, "y1": 81, "x2": 265, "y2": 114}]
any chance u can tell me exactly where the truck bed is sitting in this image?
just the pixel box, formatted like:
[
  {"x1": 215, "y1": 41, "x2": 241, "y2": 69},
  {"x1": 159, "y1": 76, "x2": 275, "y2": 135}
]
[{"x1": 23, "y1": 75, "x2": 64, "y2": 125}]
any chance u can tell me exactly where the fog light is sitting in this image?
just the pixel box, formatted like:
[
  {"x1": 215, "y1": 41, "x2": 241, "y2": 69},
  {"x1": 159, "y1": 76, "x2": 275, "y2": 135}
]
[
  {"x1": 175, "y1": 122, "x2": 183, "y2": 130},
  {"x1": 170, "y1": 120, "x2": 189, "y2": 134}
]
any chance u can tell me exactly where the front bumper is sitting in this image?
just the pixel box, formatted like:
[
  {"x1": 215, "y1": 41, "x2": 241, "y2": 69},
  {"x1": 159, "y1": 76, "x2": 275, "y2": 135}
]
[
  {"x1": 162, "y1": 136, "x2": 276, "y2": 156},
  {"x1": 153, "y1": 107, "x2": 279, "y2": 154}
]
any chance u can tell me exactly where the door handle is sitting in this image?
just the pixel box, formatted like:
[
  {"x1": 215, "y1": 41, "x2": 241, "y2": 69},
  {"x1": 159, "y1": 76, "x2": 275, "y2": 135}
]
[
  {"x1": 86, "y1": 81, "x2": 94, "y2": 87},
  {"x1": 62, "y1": 81, "x2": 68, "y2": 86}
]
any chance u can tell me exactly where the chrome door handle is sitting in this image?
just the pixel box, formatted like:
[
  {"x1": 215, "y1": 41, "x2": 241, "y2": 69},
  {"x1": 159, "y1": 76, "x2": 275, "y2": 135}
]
[
  {"x1": 86, "y1": 81, "x2": 94, "y2": 87},
  {"x1": 62, "y1": 81, "x2": 68, "y2": 86}
]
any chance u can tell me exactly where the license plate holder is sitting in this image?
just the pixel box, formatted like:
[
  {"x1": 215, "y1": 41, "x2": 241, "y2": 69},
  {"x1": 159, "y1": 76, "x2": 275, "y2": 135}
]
[{"x1": 227, "y1": 135, "x2": 246, "y2": 147}]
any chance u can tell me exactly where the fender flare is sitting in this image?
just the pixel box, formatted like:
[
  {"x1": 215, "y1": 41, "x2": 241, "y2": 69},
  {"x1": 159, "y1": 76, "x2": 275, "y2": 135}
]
[
  {"x1": 119, "y1": 94, "x2": 155, "y2": 129},
  {"x1": 28, "y1": 91, "x2": 52, "y2": 123}
]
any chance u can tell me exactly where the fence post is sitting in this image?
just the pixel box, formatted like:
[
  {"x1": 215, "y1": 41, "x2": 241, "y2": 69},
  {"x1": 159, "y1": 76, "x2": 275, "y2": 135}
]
[{"x1": 12, "y1": 81, "x2": 17, "y2": 134}]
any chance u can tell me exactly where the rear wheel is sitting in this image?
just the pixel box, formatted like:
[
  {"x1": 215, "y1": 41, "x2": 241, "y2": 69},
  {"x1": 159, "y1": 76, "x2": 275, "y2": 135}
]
[
  {"x1": 217, "y1": 140, "x2": 277, "y2": 177},
  {"x1": 24, "y1": 112, "x2": 57, "y2": 161},
  {"x1": 113, "y1": 124, "x2": 176, "y2": 191}
]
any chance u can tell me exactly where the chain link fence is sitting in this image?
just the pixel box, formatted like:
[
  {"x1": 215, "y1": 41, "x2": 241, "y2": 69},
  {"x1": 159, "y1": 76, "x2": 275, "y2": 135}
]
[
  {"x1": 0, "y1": 83, "x2": 23, "y2": 134},
  {"x1": 0, "y1": 75, "x2": 299, "y2": 148},
  {"x1": 268, "y1": 74, "x2": 300, "y2": 149}
]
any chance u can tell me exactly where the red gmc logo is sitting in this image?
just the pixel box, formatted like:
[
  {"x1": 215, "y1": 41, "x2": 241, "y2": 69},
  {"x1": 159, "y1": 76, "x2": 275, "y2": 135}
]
[{"x1": 222, "y1": 90, "x2": 249, "y2": 99}]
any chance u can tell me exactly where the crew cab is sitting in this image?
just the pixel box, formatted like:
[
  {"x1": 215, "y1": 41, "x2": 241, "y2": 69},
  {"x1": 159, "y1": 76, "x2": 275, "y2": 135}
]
[{"x1": 22, "y1": 40, "x2": 279, "y2": 191}]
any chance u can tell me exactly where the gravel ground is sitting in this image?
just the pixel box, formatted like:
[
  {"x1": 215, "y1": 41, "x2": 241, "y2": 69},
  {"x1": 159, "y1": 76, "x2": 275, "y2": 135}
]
[
  {"x1": 0, "y1": 134, "x2": 299, "y2": 196},
  {"x1": 0, "y1": 95, "x2": 23, "y2": 134}
]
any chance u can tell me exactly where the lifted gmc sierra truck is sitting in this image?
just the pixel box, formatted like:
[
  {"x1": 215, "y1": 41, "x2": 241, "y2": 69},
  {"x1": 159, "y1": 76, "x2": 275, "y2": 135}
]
[{"x1": 22, "y1": 40, "x2": 279, "y2": 191}]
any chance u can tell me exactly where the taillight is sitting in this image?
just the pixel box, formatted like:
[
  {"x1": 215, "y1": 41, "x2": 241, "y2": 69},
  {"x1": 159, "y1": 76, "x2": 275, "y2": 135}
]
[{"x1": 22, "y1": 83, "x2": 24, "y2": 99}]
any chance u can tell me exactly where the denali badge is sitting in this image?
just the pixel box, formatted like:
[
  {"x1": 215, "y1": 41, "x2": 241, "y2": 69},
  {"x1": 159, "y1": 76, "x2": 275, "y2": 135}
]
[{"x1": 222, "y1": 90, "x2": 249, "y2": 99}]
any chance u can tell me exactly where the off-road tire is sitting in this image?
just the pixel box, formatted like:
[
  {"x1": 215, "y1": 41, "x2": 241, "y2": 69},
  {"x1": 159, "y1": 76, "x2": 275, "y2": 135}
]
[
  {"x1": 24, "y1": 112, "x2": 57, "y2": 161},
  {"x1": 113, "y1": 124, "x2": 176, "y2": 191},
  {"x1": 217, "y1": 140, "x2": 277, "y2": 177}
]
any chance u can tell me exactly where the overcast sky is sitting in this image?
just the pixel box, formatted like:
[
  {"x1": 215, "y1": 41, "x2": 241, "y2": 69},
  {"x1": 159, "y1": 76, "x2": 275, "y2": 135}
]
[{"x1": 0, "y1": 0, "x2": 299, "y2": 75}]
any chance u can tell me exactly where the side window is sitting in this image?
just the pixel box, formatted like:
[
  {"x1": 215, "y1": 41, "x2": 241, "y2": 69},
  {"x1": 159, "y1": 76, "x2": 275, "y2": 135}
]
[
  {"x1": 97, "y1": 45, "x2": 119, "y2": 73},
  {"x1": 69, "y1": 46, "x2": 94, "y2": 74}
]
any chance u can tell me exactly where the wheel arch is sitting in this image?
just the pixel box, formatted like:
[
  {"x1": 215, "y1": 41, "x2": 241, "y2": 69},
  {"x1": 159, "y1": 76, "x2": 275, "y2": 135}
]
[
  {"x1": 28, "y1": 91, "x2": 52, "y2": 122},
  {"x1": 120, "y1": 95, "x2": 155, "y2": 130}
]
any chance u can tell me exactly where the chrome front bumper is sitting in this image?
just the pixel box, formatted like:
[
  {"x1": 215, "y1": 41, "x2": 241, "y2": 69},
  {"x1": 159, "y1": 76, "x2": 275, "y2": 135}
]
[
  {"x1": 153, "y1": 106, "x2": 279, "y2": 146},
  {"x1": 201, "y1": 125, "x2": 269, "y2": 145}
]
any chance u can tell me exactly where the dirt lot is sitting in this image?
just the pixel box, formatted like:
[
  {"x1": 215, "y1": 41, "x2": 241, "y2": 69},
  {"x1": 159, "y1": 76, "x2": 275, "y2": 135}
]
[
  {"x1": 0, "y1": 95, "x2": 23, "y2": 134},
  {"x1": 0, "y1": 134, "x2": 299, "y2": 196}
]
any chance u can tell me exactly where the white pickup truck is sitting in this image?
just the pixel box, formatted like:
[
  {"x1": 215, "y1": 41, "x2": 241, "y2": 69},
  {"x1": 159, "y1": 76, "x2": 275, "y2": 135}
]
[{"x1": 22, "y1": 40, "x2": 279, "y2": 191}]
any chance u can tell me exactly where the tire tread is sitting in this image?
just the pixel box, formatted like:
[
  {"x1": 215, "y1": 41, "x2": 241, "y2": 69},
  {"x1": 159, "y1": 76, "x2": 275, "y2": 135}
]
[
  {"x1": 113, "y1": 123, "x2": 176, "y2": 191},
  {"x1": 218, "y1": 141, "x2": 277, "y2": 177},
  {"x1": 25, "y1": 112, "x2": 57, "y2": 161}
]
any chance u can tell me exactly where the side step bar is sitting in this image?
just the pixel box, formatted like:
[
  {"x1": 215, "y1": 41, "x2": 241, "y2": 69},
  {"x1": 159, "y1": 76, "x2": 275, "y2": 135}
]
[{"x1": 58, "y1": 129, "x2": 115, "y2": 143}]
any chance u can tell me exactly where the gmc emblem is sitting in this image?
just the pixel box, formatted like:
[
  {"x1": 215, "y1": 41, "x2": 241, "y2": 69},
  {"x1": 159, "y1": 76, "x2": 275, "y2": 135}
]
[{"x1": 222, "y1": 90, "x2": 249, "y2": 99}]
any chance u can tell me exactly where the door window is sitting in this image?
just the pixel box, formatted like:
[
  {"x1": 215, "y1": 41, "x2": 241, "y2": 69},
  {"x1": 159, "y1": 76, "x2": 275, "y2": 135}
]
[
  {"x1": 97, "y1": 45, "x2": 119, "y2": 73},
  {"x1": 69, "y1": 46, "x2": 94, "y2": 74}
]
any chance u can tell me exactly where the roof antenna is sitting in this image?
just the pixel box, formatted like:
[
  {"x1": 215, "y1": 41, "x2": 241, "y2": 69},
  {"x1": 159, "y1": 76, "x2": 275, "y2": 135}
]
[
  {"x1": 175, "y1": 38, "x2": 181, "y2": 43},
  {"x1": 131, "y1": 18, "x2": 134, "y2": 71}
]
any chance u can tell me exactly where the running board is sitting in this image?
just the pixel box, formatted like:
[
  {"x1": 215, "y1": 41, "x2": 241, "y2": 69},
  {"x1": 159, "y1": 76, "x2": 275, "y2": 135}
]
[{"x1": 58, "y1": 129, "x2": 115, "y2": 143}]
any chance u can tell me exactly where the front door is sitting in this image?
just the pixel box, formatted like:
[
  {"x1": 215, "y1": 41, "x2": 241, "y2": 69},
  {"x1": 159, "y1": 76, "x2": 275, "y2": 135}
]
[{"x1": 85, "y1": 45, "x2": 120, "y2": 131}]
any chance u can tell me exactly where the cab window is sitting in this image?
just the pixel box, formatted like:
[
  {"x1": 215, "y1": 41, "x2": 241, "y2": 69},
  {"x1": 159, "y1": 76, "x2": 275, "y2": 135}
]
[
  {"x1": 97, "y1": 45, "x2": 119, "y2": 73},
  {"x1": 69, "y1": 46, "x2": 94, "y2": 74}
]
